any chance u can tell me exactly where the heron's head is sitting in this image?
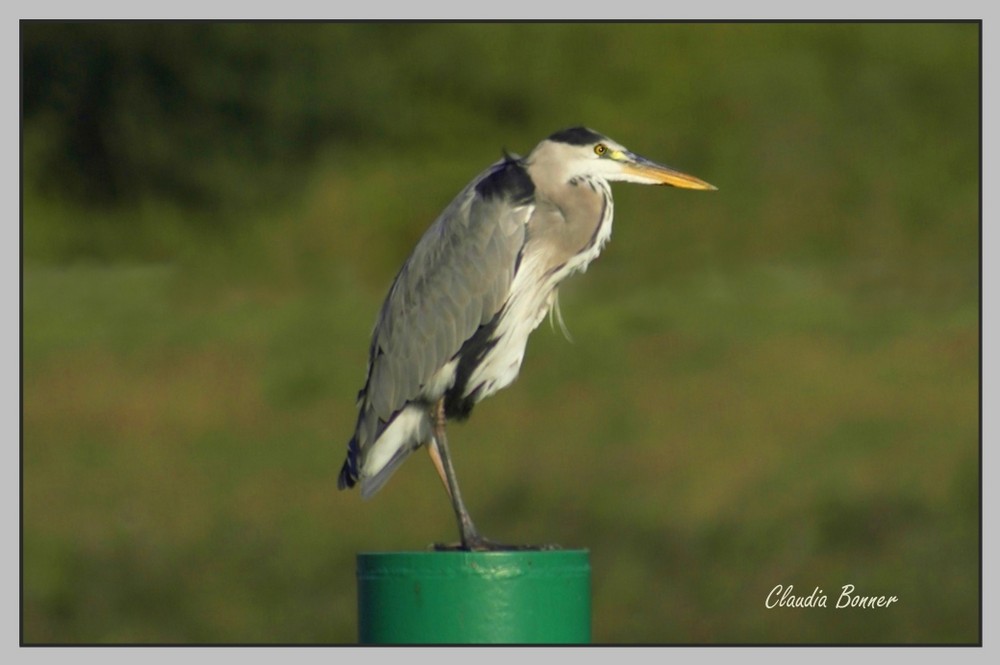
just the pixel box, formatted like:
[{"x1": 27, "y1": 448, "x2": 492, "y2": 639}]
[{"x1": 530, "y1": 126, "x2": 717, "y2": 190}]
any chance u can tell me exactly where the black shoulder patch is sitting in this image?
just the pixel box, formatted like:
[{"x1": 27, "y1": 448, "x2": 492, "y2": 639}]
[
  {"x1": 474, "y1": 157, "x2": 535, "y2": 204},
  {"x1": 548, "y1": 126, "x2": 605, "y2": 146}
]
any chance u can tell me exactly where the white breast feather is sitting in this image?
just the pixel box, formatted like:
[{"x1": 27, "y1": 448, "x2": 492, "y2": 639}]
[{"x1": 465, "y1": 188, "x2": 615, "y2": 402}]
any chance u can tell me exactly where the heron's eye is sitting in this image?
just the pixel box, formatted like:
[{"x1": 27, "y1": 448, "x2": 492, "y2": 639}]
[{"x1": 594, "y1": 143, "x2": 607, "y2": 156}]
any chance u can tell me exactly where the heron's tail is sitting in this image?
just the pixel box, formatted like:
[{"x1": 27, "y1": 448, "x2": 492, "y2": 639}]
[
  {"x1": 338, "y1": 404, "x2": 432, "y2": 499},
  {"x1": 337, "y1": 437, "x2": 360, "y2": 490}
]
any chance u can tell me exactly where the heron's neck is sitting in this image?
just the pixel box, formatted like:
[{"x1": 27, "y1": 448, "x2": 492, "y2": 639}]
[{"x1": 524, "y1": 175, "x2": 614, "y2": 278}]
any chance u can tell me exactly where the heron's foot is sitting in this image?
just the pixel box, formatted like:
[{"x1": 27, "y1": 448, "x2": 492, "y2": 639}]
[{"x1": 431, "y1": 537, "x2": 562, "y2": 552}]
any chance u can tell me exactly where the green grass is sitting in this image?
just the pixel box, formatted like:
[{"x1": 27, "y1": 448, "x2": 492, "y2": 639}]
[
  {"x1": 22, "y1": 22, "x2": 979, "y2": 644},
  {"x1": 22, "y1": 251, "x2": 978, "y2": 643}
]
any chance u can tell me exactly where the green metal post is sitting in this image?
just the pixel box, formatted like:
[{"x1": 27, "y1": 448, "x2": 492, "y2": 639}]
[{"x1": 356, "y1": 549, "x2": 591, "y2": 644}]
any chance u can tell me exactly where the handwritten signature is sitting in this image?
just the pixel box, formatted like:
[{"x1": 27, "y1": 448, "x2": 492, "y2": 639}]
[{"x1": 765, "y1": 584, "x2": 899, "y2": 609}]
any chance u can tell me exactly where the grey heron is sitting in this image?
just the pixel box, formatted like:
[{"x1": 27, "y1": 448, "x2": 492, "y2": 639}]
[{"x1": 338, "y1": 127, "x2": 715, "y2": 550}]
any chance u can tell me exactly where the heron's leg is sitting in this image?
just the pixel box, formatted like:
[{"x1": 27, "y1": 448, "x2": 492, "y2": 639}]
[
  {"x1": 429, "y1": 400, "x2": 556, "y2": 551},
  {"x1": 426, "y1": 439, "x2": 452, "y2": 500},
  {"x1": 430, "y1": 398, "x2": 483, "y2": 549}
]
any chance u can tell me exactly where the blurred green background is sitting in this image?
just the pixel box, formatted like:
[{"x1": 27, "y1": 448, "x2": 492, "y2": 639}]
[{"x1": 21, "y1": 22, "x2": 979, "y2": 644}]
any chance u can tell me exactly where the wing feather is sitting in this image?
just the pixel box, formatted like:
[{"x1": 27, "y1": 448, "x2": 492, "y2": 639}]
[{"x1": 346, "y1": 157, "x2": 533, "y2": 489}]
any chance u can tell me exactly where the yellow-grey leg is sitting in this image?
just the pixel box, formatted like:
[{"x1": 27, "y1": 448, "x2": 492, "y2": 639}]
[
  {"x1": 426, "y1": 438, "x2": 452, "y2": 499},
  {"x1": 430, "y1": 398, "x2": 485, "y2": 549},
  {"x1": 429, "y1": 399, "x2": 555, "y2": 551}
]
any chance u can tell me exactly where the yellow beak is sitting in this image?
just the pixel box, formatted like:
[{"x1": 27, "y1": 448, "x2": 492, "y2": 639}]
[{"x1": 623, "y1": 155, "x2": 717, "y2": 190}]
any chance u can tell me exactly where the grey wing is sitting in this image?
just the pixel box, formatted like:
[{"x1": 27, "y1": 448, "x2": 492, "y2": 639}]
[{"x1": 349, "y1": 158, "x2": 532, "y2": 480}]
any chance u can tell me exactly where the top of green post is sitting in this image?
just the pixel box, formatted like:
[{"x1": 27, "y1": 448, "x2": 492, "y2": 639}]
[{"x1": 357, "y1": 548, "x2": 590, "y2": 576}]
